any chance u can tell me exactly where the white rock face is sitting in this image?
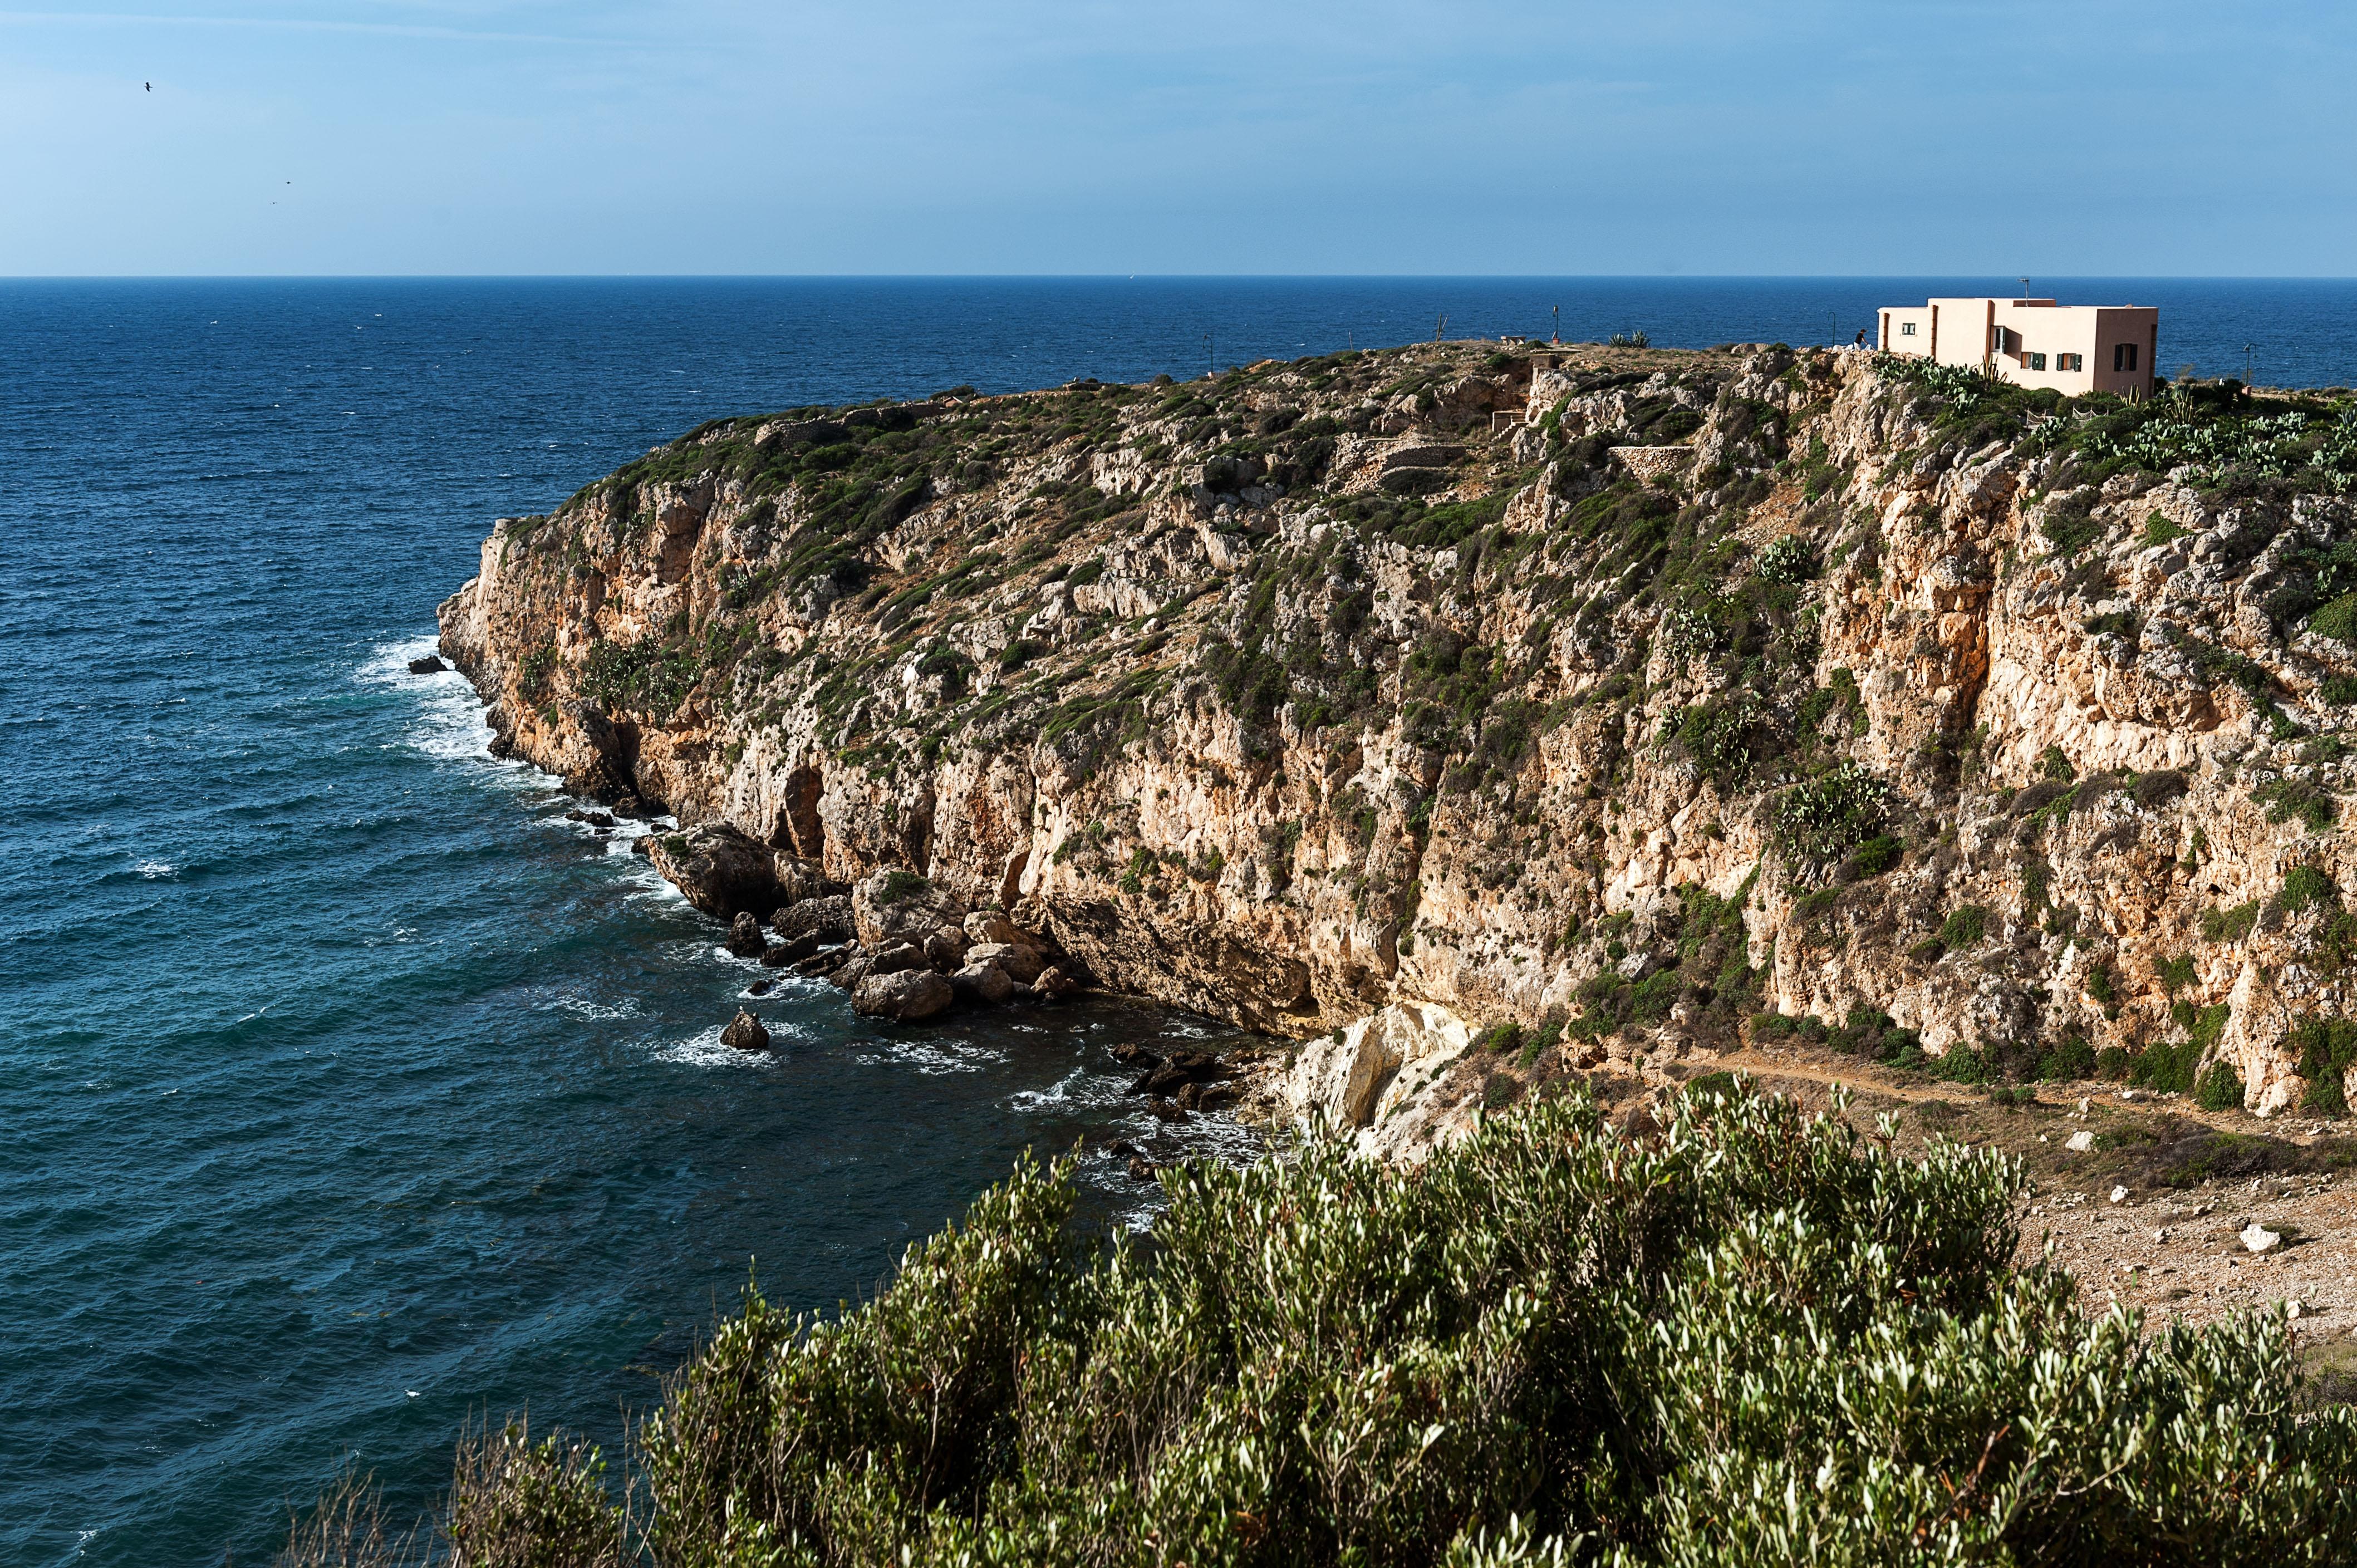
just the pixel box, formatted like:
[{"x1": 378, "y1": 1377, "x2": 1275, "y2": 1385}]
[
  {"x1": 2241, "y1": 1222, "x2": 2282, "y2": 1254},
  {"x1": 1283, "y1": 1000, "x2": 1477, "y2": 1163}
]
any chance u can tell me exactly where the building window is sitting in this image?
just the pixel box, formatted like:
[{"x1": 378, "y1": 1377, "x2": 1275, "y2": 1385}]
[
  {"x1": 1899, "y1": 321, "x2": 1916, "y2": 336},
  {"x1": 2114, "y1": 343, "x2": 2140, "y2": 373},
  {"x1": 2057, "y1": 353, "x2": 2081, "y2": 371},
  {"x1": 2028, "y1": 352, "x2": 2047, "y2": 371}
]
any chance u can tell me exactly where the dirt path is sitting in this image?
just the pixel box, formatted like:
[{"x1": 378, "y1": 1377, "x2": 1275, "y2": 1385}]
[{"x1": 1680, "y1": 1046, "x2": 2357, "y2": 1356}]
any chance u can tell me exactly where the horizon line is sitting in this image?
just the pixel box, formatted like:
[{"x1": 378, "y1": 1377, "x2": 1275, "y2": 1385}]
[{"x1": 6, "y1": 272, "x2": 2357, "y2": 284}]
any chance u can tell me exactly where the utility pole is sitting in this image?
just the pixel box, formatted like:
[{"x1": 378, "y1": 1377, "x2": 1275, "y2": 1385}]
[
  {"x1": 1830, "y1": 309, "x2": 1837, "y2": 347},
  {"x1": 1551, "y1": 303, "x2": 1560, "y2": 344},
  {"x1": 1204, "y1": 331, "x2": 1213, "y2": 379},
  {"x1": 2244, "y1": 342, "x2": 2256, "y2": 383}
]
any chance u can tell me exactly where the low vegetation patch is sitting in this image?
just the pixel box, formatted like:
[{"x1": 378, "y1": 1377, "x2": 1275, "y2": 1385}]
[{"x1": 291, "y1": 1095, "x2": 2357, "y2": 1565}]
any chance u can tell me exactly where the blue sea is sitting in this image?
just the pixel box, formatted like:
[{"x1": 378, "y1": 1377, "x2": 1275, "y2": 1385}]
[{"x1": 6, "y1": 277, "x2": 2356, "y2": 1566}]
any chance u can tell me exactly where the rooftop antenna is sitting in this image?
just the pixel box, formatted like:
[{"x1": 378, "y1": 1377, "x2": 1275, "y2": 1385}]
[{"x1": 2020, "y1": 277, "x2": 2030, "y2": 302}]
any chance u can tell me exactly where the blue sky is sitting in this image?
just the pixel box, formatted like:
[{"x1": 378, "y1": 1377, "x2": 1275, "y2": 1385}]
[{"x1": 2, "y1": 1, "x2": 2348, "y2": 276}]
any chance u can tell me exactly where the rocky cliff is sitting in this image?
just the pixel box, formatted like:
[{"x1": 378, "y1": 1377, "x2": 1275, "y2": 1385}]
[{"x1": 440, "y1": 341, "x2": 2357, "y2": 1125}]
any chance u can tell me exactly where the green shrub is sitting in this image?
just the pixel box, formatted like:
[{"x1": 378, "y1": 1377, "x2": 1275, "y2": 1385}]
[
  {"x1": 2154, "y1": 952, "x2": 2197, "y2": 994},
  {"x1": 2312, "y1": 592, "x2": 2357, "y2": 645},
  {"x1": 1932, "y1": 1045, "x2": 1990, "y2": 1085},
  {"x1": 2134, "y1": 1038, "x2": 2204, "y2": 1094},
  {"x1": 2282, "y1": 863, "x2": 2340, "y2": 912},
  {"x1": 2202, "y1": 901, "x2": 2261, "y2": 942},
  {"x1": 2253, "y1": 776, "x2": 2337, "y2": 833},
  {"x1": 365, "y1": 1095, "x2": 2357, "y2": 1564},
  {"x1": 2037, "y1": 743, "x2": 2076, "y2": 782},
  {"x1": 2196, "y1": 1059, "x2": 2247, "y2": 1112},
  {"x1": 878, "y1": 869, "x2": 932, "y2": 905},
  {"x1": 2040, "y1": 1034, "x2": 2098, "y2": 1082},
  {"x1": 446, "y1": 1416, "x2": 625, "y2": 1568},
  {"x1": 1939, "y1": 904, "x2": 1989, "y2": 950},
  {"x1": 1472, "y1": 1022, "x2": 1526, "y2": 1056},
  {"x1": 1754, "y1": 533, "x2": 1818, "y2": 584},
  {"x1": 2294, "y1": 1015, "x2": 2357, "y2": 1115},
  {"x1": 2041, "y1": 502, "x2": 2104, "y2": 557},
  {"x1": 1770, "y1": 761, "x2": 1895, "y2": 861},
  {"x1": 1839, "y1": 833, "x2": 1903, "y2": 881}
]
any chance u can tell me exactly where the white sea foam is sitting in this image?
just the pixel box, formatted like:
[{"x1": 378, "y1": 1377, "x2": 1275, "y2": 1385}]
[
  {"x1": 544, "y1": 995, "x2": 641, "y2": 1022},
  {"x1": 357, "y1": 634, "x2": 534, "y2": 781},
  {"x1": 1009, "y1": 1065, "x2": 1125, "y2": 1114},
  {"x1": 134, "y1": 859, "x2": 177, "y2": 879},
  {"x1": 655, "y1": 1024, "x2": 780, "y2": 1069},
  {"x1": 873, "y1": 1036, "x2": 1008, "y2": 1076}
]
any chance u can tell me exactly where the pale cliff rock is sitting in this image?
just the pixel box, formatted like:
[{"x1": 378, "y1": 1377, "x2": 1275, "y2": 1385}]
[
  {"x1": 1282, "y1": 1000, "x2": 1480, "y2": 1162},
  {"x1": 440, "y1": 342, "x2": 2357, "y2": 1117}
]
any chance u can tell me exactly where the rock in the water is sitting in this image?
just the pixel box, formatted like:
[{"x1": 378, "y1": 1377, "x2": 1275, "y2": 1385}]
[
  {"x1": 1032, "y1": 964, "x2": 1079, "y2": 999},
  {"x1": 773, "y1": 894, "x2": 854, "y2": 945},
  {"x1": 966, "y1": 941, "x2": 1048, "y2": 985},
  {"x1": 951, "y1": 959, "x2": 1014, "y2": 1004},
  {"x1": 851, "y1": 869, "x2": 969, "y2": 949},
  {"x1": 853, "y1": 967, "x2": 955, "y2": 1021},
  {"x1": 645, "y1": 824, "x2": 783, "y2": 919},
  {"x1": 725, "y1": 911, "x2": 769, "y2": 959},
  {"x1": 1146, "y1": 1097, "x2": 1188, "y2": 1123},
  {"x1": 763, "y1": 933, "x2": 821, "y2": 967},
  {"x1": 407, "y1": 653, "x2": 448, "y2": 674},
  {"x1": 747, "y1": 979, "x2": 775, "y2": 997},
  {"x1": 566, "y1": 808, "x2": 618, "y2": 828},
  {"x1": 1126, "y1": 1154, "x2": 1160, "y2": 1182},
  {"x1": 720, "y1": 1009, "x2": 770, "y2": 1051},
  {"x1": 2241, "y1": 1222, "x2": 2282, "y2": 1254}
]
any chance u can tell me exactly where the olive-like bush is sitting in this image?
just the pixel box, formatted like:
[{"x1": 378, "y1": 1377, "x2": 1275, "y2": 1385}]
[{"x1": 311, "y1": 1093, "x2": 2357, "y2": 1565}]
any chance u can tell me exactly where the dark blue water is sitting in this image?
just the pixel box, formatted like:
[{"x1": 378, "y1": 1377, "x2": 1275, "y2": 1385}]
[{"x1": 7, "y1": 278, "x2": 2356, "y2": 1567}]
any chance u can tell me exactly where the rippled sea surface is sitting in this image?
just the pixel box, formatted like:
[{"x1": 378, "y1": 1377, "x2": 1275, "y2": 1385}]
[{"x1": 7, "y1": 277, "x2": 2355, "y2": 1567}]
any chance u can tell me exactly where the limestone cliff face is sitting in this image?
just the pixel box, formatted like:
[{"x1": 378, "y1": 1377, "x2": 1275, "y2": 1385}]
[{"x1": 440, "y1": 343, "x2": 2357, "y2": 1116}]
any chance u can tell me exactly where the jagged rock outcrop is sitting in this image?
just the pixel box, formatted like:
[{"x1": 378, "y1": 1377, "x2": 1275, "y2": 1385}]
[
  {"x1": 443, "y1": 341, "x2": 2357, "y2": 1115},
  {"x1": 1283, "y1": 1000, "x2": 1480, "y2": 1161},
  {"x1": 644, "y1": 824, "x2": 784, "y2": 919}
]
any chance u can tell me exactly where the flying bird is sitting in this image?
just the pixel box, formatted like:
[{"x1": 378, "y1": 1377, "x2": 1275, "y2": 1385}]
[{"x1": 144, "y1": 82, "x2": 151, "y2": 91}]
